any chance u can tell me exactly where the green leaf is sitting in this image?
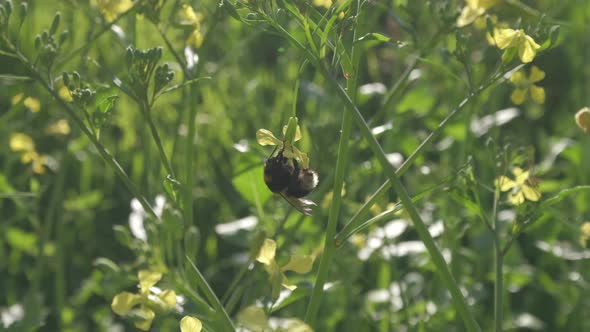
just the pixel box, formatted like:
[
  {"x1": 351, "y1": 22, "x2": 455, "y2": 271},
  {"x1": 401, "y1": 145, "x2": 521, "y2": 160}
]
[
  {"x1": 539, "y1": 186, "x2": 590, "y2": 209},
  {"x1": 232, "y1": 165, "x2": 272, "y2": 206},
  {"x1": 6, "y1": 227, "x2": 37, "y2": 255},
  {"x1": 63, "y1": 190, "x2": 103, "y2": 211}
]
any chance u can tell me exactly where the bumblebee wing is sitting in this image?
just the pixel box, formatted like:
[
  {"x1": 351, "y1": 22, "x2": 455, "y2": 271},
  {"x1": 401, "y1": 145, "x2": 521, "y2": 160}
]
[{"x1": 279, "y1": 192, "x2": 316, "y2": 216}]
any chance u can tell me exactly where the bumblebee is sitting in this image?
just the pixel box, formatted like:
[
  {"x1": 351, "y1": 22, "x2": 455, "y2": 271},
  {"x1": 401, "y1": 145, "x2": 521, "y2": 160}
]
[{"x1": 263, "y1": 148, "x2": 319, "y2": 215}]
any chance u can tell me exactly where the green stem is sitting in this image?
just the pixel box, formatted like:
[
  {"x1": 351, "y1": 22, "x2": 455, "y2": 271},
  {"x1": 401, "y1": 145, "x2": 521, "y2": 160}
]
[
  {"x1": 492, "y1": 170, "x2": 503, "y2": 332},
  {"x1": 186, "y1": 256, "x2": 235, "y2": 331},
  {"x1": 304, "y1": 0, "x2": 361, "y2": 325},
  {"x1": 142, "y1": 98, "x2": 176, "y2": 179}
]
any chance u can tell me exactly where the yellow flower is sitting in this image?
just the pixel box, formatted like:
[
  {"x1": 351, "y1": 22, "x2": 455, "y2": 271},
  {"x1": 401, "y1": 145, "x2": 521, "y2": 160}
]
[
  {"x1": 178, "y1": 4, "x2": 203, "y2": 27},
  {"x1": 256, "y1": 117, "x2": 310, "y2": 168},
  {"x1": 495, "y1": 167, "x2": 541, "y2": 205},
  {"x1": 23, "y1": 97, "x2": 41, "y2": 113},
  {"x1": 256, "y1": 239, "x2": 314, "y2": 299},
  {"x1": 46, "y1": 119, "x2": 71, "y2": 136},
  {"x1": 10, "y1": 133, "x2": 35, "y2": 152},
  {"x1": 313, "y1": 0, "x2": 332, "y2": 8},
  {"x1": 509, "y1": 66, "x2": 545, "y2": 105},
  {"x1": 575, "y1": 107, "x2": 590, "y2": 134},
  {"x1": 456, "y1": 0, "x2": 498, "y2": 27},
  {"x1": 494, "y1": 28, "x2": 540, "y2": 63},
  {"x1": 55, "y1": 76, "x2": 73, "y2": 102},
  {"x1": 579, "y1": 222, "x2": 590, "y2": 248},
  {"x1": 186, "y1": 30, "x2": 204, "y2": 48},
  {"x1": 9, "y1": 133, "x2": 48, "y2": 174},
  {"x1": 179, "y1": 5, "x2": 205, "y2": 49},
  {"x1": 91, "y1": 0, "x2": 133, "y2": 22},
  {"x1": 111, "y1": 270, "x2": 177, "y2": 331}
]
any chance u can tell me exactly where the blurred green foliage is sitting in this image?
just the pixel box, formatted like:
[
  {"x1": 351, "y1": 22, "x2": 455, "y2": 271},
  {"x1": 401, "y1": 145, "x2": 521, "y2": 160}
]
[{"x1": 1, "y1": 0, "x2": 590, "y2": 331}]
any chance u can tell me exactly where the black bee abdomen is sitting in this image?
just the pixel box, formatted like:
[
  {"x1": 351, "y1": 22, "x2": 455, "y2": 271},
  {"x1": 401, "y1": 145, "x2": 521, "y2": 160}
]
[{"x1": 264, "y1": 155, "x2": 292, "y2": 192}]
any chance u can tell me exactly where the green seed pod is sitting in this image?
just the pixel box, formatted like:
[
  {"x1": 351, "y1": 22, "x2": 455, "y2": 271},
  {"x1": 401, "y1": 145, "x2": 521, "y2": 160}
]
[
  {"x1": 19, "y1": 2, "x2": 27, "y2": 21},
  {"x1": 0, "y1": 6, "x2": 7, "y2": 21},
  {"x1": 50, "y1": 11, "x2": 61, "y2": 35},
  {"x1": 72, "y1": 71, "x2": 80, "y2": 84},
  {"x1": 59, "y1": 30, "x2": 69, "y2": 45},
  {"x1": 41, "y1": 30, "x2": 48, "y2": 43},
  {"x1": 5, "y1": 0, "x2": 13, "y2": 17},
  {"x1": 34, "y1": 34, "x2": 41, "y2": 49}
]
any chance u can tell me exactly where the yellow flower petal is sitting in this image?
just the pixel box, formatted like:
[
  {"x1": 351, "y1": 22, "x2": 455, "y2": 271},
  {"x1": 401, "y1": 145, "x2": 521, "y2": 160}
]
[
  {"x1": 158, "y1": 289, "x2": 177, "y2": 309},
  {"x1": 522, "y1": 185, "x2": 541, "y2": 201},
  {"x1": 256, "y1": 239, "x2": 276, "y2": 265},
  {"x1": 180, "y1": 316, "x2": 202, "y2": 332},
  {"x1": 256, "y1": 129, "x2": 282, "y2": 146},
  {"x1": 32, "y1": 154, "x2": 48, "y2": 174},
  {"x1": 495, "y1": 176, "x2": 516, "y2": 191},
  {"x1": 575, "y1": 107, "x2": 590, "y2": 134},
  {"x1": 508, "y1": 190, "x2": 525, "y2": 205},
  {"x1": 23, "y1": 97, "x2": 41, "y2": 113},
  {"x1": 134, "y1": 307, "x2": 155, "y2": 331},
  {"x1": 494, "y1": 28, "x2": 519, "y2": 49},
  {"x1": 511, "y1": 88, "x2": 527, "y2": 105},
  {"x1": 186, "y1": 29, "x2": 204, "y2": 48},
  {"x1": 282, "y1": 124, "x2": 302, "y2": 142},
  {"x1": 529, "y1": 66, "x2": 545, "y2": 83},
  {"x1": 111, "y1": 292, "x2": 141, "y2": 315},
  {"x1": 92, "y1": 0, "x2": 133, "y2": 22},
  {"x1": 514, "y1": 169, "x2": 530, "y2": 184},
  {"x1": 313, "y1": 0, "x2": 332, "y2": 8},
  {"x1": 11, "y1": 93, "x2": 24, "y2": 105},
  {"x1": 281, "y1": 255, "x2": 314, "y2": 274},
  {"x1": 138, "y1": 270, "x2": 162, "y2": 294},
  {"x1": 281, "y1": 273, "x2": 297, "y2": 291},
  {"x1": 237, "y1": 306, "x2": 268, "y2": 332},
  {"x1": 10, "y1": 133, "x2": 35, "y2": 152},
  {"x1": 178, "y1": 4, "x2": 203, "y2": 26},
  {"x1": 530, "y1": 86, "x2": 545, "y2": 104},
  {"x1": 46, "y1": 119, "x2": 71, "y2": 135},
  {"x1": 518, "y1": 35, "x2": 540, "y2": 63},
  {"x1": 509, "y1": 71, "x2": 526, "y2": 85},
  {"x1": 457, "y1": 5, "x2": 484, "y2": 27},
  {"x1": 512, "y1": 167, "x2": 524, "y2": 177}
]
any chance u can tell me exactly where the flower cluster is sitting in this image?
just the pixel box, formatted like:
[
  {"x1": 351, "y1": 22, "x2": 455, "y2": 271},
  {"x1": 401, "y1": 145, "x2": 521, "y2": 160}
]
[
  {"x1": 111, "y1": 270, "x2": 177, "y2": 331},
  {"x1": 9, "y1": 133, "x2": 49, "y2": 174},
  {"x1": 495, "y1": 167, "x2": 541, "y2": 205}
]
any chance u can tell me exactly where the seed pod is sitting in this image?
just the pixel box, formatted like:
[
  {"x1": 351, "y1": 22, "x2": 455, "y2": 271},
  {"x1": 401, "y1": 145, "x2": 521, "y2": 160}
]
[
  {"x1": 50, "y1": 11, "x2": 60, "y2": 35},
  {"x1": 19, "y1": 2, "x2": 27, "y2": 21}
]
